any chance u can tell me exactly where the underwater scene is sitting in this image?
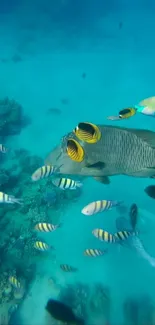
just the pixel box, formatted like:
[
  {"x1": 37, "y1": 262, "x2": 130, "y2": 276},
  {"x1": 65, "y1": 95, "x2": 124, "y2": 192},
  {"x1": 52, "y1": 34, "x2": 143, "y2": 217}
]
[{"x1": 1, "y1": 0, "x2": 155, "y2": 324}]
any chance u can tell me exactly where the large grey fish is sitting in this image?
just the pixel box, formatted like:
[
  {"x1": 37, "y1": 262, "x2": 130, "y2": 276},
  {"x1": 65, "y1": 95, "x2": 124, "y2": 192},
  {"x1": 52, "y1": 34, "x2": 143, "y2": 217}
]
[
  {"x1": 45, "y1": 123, "x2": 155, "y2": 184},
  {"x1": 116, "y1": 217, "x2": 155, "y2": 267}
]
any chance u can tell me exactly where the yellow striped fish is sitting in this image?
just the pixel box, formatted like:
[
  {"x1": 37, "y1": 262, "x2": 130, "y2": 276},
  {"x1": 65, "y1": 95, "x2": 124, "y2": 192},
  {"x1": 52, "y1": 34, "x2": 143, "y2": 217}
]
[
  {"x1": 31, "y1": 165, "x2": 57, "y2": 182},
  {"x1": 73, "y1": 122, "x2": 101, "y2": 144},
  {"x1": 34, "y1": 223, "x2": 61, "y2": 232},
  {"x1": 60, "y1": 264, "x2": 78, "y2": 272},
  {"x1": 114, "y1": 230, "x2": 138, "y2": 241},
  {"x1": 82, "y1": 200, "x2": 122, "y2": 216},
  {"x1": 0, "y1": 192, "x2": 23, "y2": 205},
  {"x1": 84, "y1": 248, "x2": 107, "y2": 257},
  {"x1": 52, "y1": 177, "x2": 82, "y2": 190},
  {"x1": 34, "y1": 241, "x2": 51, "y2": 251},
  {"x1": 92, "y1": 229, "x2": 116, "y2": 243},
  {"x1": 9, "y1": 276, "x2": 21, "y2": 289},
  {"x1": 66, "y1": 138, "x2": 84, "y2": 162},
  {"x1": 107, "y1": 107, "x2": 137, "y2": 121}
]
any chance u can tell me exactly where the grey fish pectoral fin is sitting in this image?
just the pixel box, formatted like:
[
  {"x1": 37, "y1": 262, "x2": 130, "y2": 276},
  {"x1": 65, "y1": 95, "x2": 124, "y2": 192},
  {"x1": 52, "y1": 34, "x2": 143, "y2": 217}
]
[{"x1": 93, "y1": 176, "x2": 110, "y2": 184}]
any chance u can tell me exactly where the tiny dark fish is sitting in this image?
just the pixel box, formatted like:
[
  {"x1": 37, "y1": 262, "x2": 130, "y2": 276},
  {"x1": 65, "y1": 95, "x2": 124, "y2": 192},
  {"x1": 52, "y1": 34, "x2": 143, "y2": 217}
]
[
  {"x1": 82, "y1": 73, "x2": 86, "y2": 79},
  {"x1": 1, "y1": 58, "x2": 9, "y2": 63},
  {"x1": 60, "y1": 264, "x2": 78, "y2": 272},
  {"x1": 61, "y1": 98, "x2": 69, "y2": 105},
  {"x1": 46, "y1": 299, "x2": 84, "y2": 324},
  {"x1": 129, "y1": 203, "x2": 138, "y2": 230},
  {"x1": 145, "y1": 185, "x2": 155, "y2": 199},
  {"x1": 47, "y1": 108, "x2": 61, "y2": 115},
  {"x1": 119, "y1": 22, "x2": 123, "y2": 29},
  {"x1": 12, "y1": 54, "x2": 22, "y2": 63}
]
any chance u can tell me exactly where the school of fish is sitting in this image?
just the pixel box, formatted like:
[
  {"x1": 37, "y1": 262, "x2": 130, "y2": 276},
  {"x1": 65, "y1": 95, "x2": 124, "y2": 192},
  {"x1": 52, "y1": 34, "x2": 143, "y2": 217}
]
[{"x1": 2, "y1": 96, "x2": 155, "y2": 325}]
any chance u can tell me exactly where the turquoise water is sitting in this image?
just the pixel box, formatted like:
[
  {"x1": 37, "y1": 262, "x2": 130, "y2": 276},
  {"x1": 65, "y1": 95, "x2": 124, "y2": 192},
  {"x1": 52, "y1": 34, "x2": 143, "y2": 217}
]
[{"x1": 1, "y1": 1, "x2": 155, "y2": 324}]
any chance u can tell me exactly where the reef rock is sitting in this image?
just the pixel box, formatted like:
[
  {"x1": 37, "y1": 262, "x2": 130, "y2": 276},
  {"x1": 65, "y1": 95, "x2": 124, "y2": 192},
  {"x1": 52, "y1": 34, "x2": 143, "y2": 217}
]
[{"x1": 0, "y1": 97, "x2": 30, "y2": 137}]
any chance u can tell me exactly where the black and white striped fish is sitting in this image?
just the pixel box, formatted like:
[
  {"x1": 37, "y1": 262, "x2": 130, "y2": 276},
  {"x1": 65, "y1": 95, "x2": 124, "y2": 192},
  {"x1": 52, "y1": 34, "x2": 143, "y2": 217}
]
[
  {"x1": 34, "y1": 223, "x2": 61, "y2": 232},
  {"x1": 31, "y1": 165, "x2": 57, "y2": 181},
  {"x1": 82, "y1": 200, "x2": 122, "y2": 216},
  {"x1": 52, "y1": 177, "x2": 82, "y2": 190}
]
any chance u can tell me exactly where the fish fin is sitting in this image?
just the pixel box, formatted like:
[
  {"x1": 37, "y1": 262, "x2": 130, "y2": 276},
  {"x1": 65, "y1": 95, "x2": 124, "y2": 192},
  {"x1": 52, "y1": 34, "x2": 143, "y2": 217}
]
[
  {"x1": 107, "y1": 125, "x2": 155, "y2": 148},
  {"x1": 125, "y1": 128, "x2": 155, "y2": 148},
  {"x1": 86, "y1": 161, "x2": 105, "y2": 170},
  {"x1": 76, "y1": 181, "x2": 83, "y2": 188},
  {"x1": 126, "y1": 168, "x2": 155, "y2": 178},
  {"x1": 93, "y1": 176, "x2": 110, "y2": 184},
  {"x1": 57, "y1": 223, "x2": 63, "y2": 228}
]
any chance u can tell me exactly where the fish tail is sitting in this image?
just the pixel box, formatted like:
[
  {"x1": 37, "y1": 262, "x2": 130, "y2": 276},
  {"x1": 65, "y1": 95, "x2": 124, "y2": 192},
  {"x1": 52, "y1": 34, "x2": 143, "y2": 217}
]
[
  {"x1": 116, "y1": 201, "x2": 124, "y2": 207},
  {"x1": 57, "y1": 223, "x2": 63, "y2": 228},
  {"x1": 14, "y1": 199, "x2": 23, "y2": 205},
  {"x1": 10, "y1": 196, "x2": 23, "y2": 205},
  {"x1": 76, "y1": 181, "x2": 83, "y2": 188},
  {"x1": 50, "y1": 245, "x2": 55, "y2": 250},
  {"x1": 54, "y1": 164, "x2": 63, "y2": 174}
]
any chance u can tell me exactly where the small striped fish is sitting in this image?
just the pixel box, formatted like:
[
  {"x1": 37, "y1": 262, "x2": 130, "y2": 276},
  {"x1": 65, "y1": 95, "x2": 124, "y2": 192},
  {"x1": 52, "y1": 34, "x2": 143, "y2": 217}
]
[
  {"x1": 34, "y1": 223, "x2": 61, "y2": 232},
  {"x1": 9, "y1": 276, "x2": 21, "y2": 289},
  {"x1": 84, "y1": 248, "x2": 107, "y2": 257},
  {"x1": 116, "y1": 217, "x2": 155, "y2": 267},
  {"x1": 34, "y1": 241, "x2": 51, "y2": 251},
  {"x1": 0, "y1": 192, "x2": 23, "y2": 205},
  {"x1": 60, "y1": 264, "x2": 78, "y2": 272},
  {"x1": 31, "y1": 165, "x2": 57, "y2": 182},
  {"x1": 114, "y1": 230, "x2": 139, "y2": 242},
  {"x1": 82, "y1": 200, "x2": 122, "y2": 216},
  {"x1": 92, "y1": 229, "x2": 116, "y2": 243},
  {"x1": 52, "y1": 177, "x2": 82, "y2": 190}
]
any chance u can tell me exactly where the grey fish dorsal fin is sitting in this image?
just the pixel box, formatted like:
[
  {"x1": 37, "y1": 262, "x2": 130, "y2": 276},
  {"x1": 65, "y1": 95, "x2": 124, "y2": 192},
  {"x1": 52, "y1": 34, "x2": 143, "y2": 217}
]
[
  {"x1": 115, "y1": 126, "x2": 155, "y2": 148},
  {"x1": 104, "y1": 125, "x2": 155, "y2": 148},
  {"x1": 126, "y1": 128, "x2": 155, "y2": 148},
  {"x1": 93, "y1": 176, "x2": 110, "y2": 184}
]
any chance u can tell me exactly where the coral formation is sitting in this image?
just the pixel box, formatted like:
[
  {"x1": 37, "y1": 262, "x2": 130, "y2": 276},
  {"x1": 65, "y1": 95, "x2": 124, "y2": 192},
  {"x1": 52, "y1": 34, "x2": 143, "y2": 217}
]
[
  {"x1": 0, "y1": 107, "x2": 83, "y2": 322},
  {"x1": 0, "y1": 97, "x2": 30, "y2": 138},
  {"x1": 58, "y1": 282, "x2": 111, "y2": 324},
  {"x1": 0, "y1": 146, "x2": 82, "y2": 277}
]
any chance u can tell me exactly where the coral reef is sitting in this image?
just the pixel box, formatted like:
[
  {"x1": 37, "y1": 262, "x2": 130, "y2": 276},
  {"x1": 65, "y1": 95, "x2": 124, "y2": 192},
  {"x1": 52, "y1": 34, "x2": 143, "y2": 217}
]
[
  {"x1": 0, "y1": 135, "x2": 83, "y2": 324},
  {"x1": 0, "y1": 146, "x2": 82, "y2": 274},
  {"x1": 0, "y1": 264, "x2": 35, "y2": 325},
  {"x1": 0, "y1": 97, "x2": 30, "y2": 138},
  {"x1": 58, "y1": 282, "x2": 111, "y2": 324},
  {"x1": 89, "y1": 283, "x2": 111, "y2": 321}
]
